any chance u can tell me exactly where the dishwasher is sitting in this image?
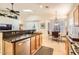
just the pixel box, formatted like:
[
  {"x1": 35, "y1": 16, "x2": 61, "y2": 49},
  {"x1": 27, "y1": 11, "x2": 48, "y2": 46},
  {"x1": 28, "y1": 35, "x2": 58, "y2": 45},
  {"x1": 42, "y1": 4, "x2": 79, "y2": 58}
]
[{"x1": 15, "y1": 38, "x2": 30, "y2": 55}]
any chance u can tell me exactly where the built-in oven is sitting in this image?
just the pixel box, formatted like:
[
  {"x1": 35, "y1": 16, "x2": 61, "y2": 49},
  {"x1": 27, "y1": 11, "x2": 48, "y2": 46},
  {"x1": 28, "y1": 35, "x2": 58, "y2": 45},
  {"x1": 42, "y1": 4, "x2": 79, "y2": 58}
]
[{"x1": 0, "y1": 24, "x2": 12, "y2": 30}]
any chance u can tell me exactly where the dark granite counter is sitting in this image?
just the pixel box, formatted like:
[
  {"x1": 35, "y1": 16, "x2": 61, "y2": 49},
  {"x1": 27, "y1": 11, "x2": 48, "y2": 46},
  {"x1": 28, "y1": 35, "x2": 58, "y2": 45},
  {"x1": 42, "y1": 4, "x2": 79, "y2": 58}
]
[
  {"x1": 1, "y1": 30, "x2": 35, "y2": 38},
  {"x1": 0, "y1": 29, "x2": 43, "y2": 43},
  {"x1": 3, "y1": 32, "x2": 42, "y2": 43},
  {"x1": 0, "y1": 30, "x2": 34, "y2": 32}
]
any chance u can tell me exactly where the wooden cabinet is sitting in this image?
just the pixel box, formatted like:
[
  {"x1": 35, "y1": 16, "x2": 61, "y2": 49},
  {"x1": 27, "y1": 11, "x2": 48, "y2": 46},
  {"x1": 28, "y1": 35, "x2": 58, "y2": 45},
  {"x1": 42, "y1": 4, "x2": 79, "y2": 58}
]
[
  {"x1": 30, "y1": 34, "x2": 42, "y2": 54},
  {"x1": 25, "y1": 38, "x2": 30, "y2": 55},
  {"x1": 0, "y1": 33, "x2": 3, "y2": 55},
  {"x1": 30, "y1": 36, "x2": 36, "y2": 54},
  {"x1": 4, "y1": 40, "x2": 14, "y2": 55},
  {"x1": 65, "y1": 38, "x2": 69, "y2": 55},
  {"x1": 3, "y1": 33, "x2": 42, "y2": 55},
  {"x1": 36, "y1": 35, "x2": 40, "y2": 49},
  {"x1": 40, "y1": 34, "x2": 42, "y2": 46},
  {"x1": 73, "y1": 5, "x2": 79, "y2": 26}
]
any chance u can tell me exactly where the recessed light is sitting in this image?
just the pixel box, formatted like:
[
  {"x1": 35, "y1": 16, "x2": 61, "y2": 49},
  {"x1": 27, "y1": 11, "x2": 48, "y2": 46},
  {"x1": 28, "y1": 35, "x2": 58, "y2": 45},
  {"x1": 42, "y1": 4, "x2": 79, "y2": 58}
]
[
  {"x1": 22, "y1": 9, "x2": 33, "y2": 12},
  {"x1": 40, "y1": 5, "x2": 43, "y2": 8}
]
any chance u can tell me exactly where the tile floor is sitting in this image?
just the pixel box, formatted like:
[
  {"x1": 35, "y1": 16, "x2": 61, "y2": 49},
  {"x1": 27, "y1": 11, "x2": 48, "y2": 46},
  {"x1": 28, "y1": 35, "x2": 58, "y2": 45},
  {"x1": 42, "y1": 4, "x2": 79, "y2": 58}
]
[{"x1": 42, "y1": 33, "x2": 67, "y2": 55}]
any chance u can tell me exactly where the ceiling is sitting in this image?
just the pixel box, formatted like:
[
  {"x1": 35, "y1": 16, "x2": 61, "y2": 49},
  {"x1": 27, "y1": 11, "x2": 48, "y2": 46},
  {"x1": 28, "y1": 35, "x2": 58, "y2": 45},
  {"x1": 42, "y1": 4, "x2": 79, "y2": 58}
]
[{"x1": 0, "y1": 3, "x2": 77, "y2": 19}]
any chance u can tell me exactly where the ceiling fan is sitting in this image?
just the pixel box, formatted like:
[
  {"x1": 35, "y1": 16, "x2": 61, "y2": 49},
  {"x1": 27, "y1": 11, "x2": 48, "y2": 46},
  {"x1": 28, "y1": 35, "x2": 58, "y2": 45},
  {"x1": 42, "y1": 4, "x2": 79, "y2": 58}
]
[{"x1": 6, "y1": 3, "x2": 20, "y2": 15}]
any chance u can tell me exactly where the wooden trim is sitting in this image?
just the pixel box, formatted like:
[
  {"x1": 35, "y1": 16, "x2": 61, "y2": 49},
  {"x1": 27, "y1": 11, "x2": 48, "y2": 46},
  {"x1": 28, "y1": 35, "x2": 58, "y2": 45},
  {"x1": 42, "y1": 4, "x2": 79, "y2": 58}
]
[
  {"x1": 30, "y1": 34, "x2": 42, "y2": 55},
  {"x1": 73, "y1": 5, "x2": 79, "y2": 26},
  {"x1": 32, "y1": 46, "x2": 41, "y2": 55},
  {"x1": 34, "y1": 36, "x2": 36, "y2": 50},
  {"x1": 29, "y1": 37, "x2": 32, "y2": 55},
  {"x1": 78, "y1": 5, "x2": 79, "y2": 25},
  {"x1": 13, "y1": 43, "x2": 16, "y2": 55}
]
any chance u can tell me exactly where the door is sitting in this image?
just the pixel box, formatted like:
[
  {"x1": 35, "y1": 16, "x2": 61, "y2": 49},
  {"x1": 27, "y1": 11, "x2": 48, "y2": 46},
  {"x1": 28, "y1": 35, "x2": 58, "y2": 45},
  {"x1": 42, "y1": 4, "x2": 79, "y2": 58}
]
[{"x1": 15, "y1": 38, "x2": 30, "y2": 55}]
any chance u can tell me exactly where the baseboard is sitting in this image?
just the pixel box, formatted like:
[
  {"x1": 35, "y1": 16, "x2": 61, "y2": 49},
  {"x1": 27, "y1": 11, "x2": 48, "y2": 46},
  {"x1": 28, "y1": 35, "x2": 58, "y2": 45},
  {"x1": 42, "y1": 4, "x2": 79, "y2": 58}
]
[{"x1": 32, "y1": 46, "x2": 42, "y2": 55}]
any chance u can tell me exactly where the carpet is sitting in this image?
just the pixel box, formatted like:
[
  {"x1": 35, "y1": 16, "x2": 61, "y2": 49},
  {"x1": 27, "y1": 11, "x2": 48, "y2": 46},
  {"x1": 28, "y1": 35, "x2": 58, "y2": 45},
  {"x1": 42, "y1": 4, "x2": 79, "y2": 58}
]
[{"x1": 35, "y1": 46, "x2": 53, "y2": 55}]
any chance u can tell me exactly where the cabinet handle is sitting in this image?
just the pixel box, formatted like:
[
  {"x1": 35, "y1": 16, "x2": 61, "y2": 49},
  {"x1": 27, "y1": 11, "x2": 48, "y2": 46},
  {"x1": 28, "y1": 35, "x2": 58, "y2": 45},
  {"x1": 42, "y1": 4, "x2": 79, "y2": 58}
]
[
  {"x1": 18, "y1": 43, "x2": 23, "y2": 45},
  {"x1": 17, "y1": 41, "x2": 25, "y2": 45},
  {"x1": 27, "y1": 39, "x2": 30, "y2": 41}
]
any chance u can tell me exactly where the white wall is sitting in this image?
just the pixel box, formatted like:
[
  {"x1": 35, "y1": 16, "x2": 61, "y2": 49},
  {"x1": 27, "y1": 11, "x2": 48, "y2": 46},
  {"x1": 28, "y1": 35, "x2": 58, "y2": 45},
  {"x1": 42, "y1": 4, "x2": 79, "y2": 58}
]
[
  {"x1": 0, "y1": 16, "x2": 19, "y2": 30},
  {"x1": 23, "y1": 15, "x2": 41, "y2": 31},
  {"x1": 23, "y1": 21, "x2": 40, "y2": 31}
]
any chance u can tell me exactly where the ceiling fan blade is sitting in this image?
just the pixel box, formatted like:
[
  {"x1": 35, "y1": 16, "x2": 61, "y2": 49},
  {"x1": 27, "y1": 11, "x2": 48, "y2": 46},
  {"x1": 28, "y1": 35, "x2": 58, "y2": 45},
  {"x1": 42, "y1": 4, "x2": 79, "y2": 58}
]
[
  {"x1": 13, "y1": 11, "x2": 20, "y2": 15},
  {"x1": 6, "y1": 3, "x2": 20, "y2": 16},
  {"x1": 15, "y1": 11, "x2": 20, "y2": 13}
]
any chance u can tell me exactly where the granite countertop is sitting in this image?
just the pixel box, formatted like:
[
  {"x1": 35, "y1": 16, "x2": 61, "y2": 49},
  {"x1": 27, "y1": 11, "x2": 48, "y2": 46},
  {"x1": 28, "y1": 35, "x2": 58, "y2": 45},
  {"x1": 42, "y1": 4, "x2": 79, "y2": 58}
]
[
  {"x1": 3, "y1": 33, "x2": 42, "y2": 43},
  {"x1": 0, "y1": 30, "x2": 24, "y2": 32},
  {"x1": 0, "y1": 30, "x2": 35, "y2": 33}
]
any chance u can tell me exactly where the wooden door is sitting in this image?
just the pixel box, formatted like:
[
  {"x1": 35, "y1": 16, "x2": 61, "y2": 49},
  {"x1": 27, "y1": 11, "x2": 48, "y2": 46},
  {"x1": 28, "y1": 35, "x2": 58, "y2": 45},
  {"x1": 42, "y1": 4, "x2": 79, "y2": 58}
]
[
  {"x1": 25, "y1": 38, "x2": 30, "y2": 55},
  {"x1": 4, "y1": 41, "x2": 14, "y2": 55}
]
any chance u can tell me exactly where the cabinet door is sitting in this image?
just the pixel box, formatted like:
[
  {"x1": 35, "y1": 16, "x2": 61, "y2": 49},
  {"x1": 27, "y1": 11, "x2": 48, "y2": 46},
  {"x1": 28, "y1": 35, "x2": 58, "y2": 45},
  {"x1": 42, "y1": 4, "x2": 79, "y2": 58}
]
[
  {"x1": 15, "y1": 38, "x2": 30, "y2": 55},
  {"x1": 36, "y1": 35, "x2": 40, "y2": 49},
  {"x1": 4, "y1": 41, "x2": 14, "y2": 55},
  {"x1": 0, "y1": 33, "x2": 3, "y2": 55},
  {"x1": 39, "y1": 34, "x2": 42, "y2": 46},
  {"x1": 30, "y1": 36, "x2": 36, "y2": 54}
]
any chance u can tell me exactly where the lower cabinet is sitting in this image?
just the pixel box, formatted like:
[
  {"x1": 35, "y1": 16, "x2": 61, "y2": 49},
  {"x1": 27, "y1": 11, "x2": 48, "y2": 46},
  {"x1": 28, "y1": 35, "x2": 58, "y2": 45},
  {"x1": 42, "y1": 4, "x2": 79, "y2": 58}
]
[
  {"x1": 39, "y1": 34, "x2": 42, "y2": 46},
  {"x1": 4, "y1": 38, "x2": 30, "y2": 55},
  {"x1": 30, "y1": 36, "x2": 36, "y2": 54},
  {"x1": 3, "y1": 34, "x2": 42, "y2": 55},
  {"x1": 65, "y1": 39, "x2": 69, "y2": 55},
  {"x1": 30, "y1": 34, "x2": 42, "y2": 54},
  {"x1": 4, "y1": 40, "x2": 14, "y2": 55},
  {"x1": 36, "y1": 35, "x2": 40, "y2": 49}
]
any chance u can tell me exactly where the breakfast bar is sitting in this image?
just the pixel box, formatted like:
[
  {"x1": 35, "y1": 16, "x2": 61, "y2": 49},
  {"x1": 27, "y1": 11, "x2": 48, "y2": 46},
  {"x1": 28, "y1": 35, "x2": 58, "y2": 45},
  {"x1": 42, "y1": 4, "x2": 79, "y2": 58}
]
[{"x1": 0, "y1": 30, "x2": 42, "y2": 55}]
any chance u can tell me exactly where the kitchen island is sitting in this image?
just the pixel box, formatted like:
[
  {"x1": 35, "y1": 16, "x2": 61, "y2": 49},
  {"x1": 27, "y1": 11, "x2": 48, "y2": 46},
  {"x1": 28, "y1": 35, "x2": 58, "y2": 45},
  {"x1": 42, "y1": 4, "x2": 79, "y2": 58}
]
[{"x1": 0, "y1": 30, "x2": 42, "y2": 55}]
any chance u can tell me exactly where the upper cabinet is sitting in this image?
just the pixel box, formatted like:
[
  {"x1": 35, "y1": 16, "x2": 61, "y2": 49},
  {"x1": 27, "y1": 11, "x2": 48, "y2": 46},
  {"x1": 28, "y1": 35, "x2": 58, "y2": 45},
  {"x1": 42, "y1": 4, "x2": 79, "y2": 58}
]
[{"x1": 73, "y1": 5, "x2": 79, "y2": 26}]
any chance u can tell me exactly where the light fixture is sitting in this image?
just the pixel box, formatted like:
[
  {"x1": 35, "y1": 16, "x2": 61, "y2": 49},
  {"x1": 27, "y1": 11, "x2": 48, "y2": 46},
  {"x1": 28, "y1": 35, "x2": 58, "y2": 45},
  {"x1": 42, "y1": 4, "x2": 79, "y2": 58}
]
[
  {"x1": 22, "y1": 9, "x2": 33, "y2": 12},
  {"x1": 40, "y1": 5, "x2": 43, "y2": 8},
  {"x1": 55, "y1": 10, "x2": 58, "y2": 21},
  {"x1": 40, "y1": 5, "x2": 49, "y2": 8}
]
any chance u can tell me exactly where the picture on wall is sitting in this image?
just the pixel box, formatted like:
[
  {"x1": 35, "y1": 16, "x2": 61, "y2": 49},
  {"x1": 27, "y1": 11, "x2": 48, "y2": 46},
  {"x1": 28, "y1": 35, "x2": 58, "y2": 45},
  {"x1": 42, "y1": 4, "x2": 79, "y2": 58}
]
[{"x1": 40, "y1": 23, "x2": 45, "y2": 29}]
